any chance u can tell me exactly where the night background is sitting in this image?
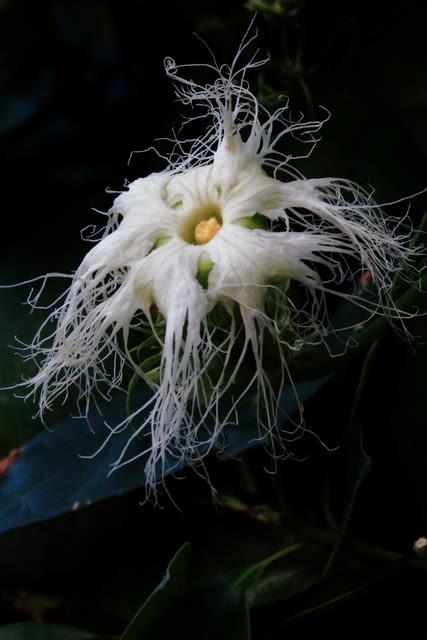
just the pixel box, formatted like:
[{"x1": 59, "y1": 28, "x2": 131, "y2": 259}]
[{"x1": 0, "y1": 0, "x2": 427, "y2": 637}]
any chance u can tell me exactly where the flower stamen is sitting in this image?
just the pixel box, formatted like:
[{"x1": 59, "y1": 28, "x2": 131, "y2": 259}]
[
  {"x1": 194, "y1": 217, "x2": 221, "y2": 244},
  {"x1": 179, "y1": 204, "x2": 222, "y2": 244}
]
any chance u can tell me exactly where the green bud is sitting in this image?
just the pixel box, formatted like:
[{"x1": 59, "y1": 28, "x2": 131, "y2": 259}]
[
  {"x1": 151, "y1": 236, "x2": 171, "y2": 251},
  {"x1": 235, "y1": 212, "x2": 270, "y2": 230},
  {"x1": 145, "y1": 368, "x2": 160, "y2": 384},
  {"x1": 196, "y1": 253, "x2": 214, "y2": 289}
]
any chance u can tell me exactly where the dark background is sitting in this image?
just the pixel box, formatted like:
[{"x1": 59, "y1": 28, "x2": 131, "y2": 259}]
[
  {"x1": 2, "y1": 0, "x2": 427, "y2": 278},
  {"x1": 1, "y1": 1, "x2": 427, "y2": 637}
]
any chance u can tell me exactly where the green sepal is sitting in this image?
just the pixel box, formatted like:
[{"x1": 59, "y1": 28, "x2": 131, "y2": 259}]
[
  {"x1": 196, "y1": 257, "x2": 214, "y2": 289},
  {"x1": 235, "y1": 212, "x2": 270, "y2": 230}
]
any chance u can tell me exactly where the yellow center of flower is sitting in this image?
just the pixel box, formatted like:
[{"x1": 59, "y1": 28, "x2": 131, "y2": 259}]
[
  {"x1": 194, "y1": 217, "x2": 222, "y2": 245},
  {"x1": 179, "y1": 204, "x2": 222, "y2": 244}
]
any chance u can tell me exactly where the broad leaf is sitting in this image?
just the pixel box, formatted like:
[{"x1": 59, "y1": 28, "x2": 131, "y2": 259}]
[
  {"x1": 121, "y1": 540, "x2": 303, "y2": 640},
  {"x1": 0, "y1": 375, "x2": 328, "y2": 534},
  {"x1": 121, "y1": 542, "x2": 191, "y2": 639},
  {"x1": 0, "y1": 622, "x2": 96, "y2": 640}
]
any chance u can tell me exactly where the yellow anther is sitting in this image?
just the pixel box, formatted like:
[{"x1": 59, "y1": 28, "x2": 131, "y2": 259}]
[{"x1": 194, "y1": 217, "x2": 221, "y2": 245}]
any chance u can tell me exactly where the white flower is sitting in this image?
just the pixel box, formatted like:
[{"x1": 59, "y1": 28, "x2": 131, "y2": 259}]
[{"x1": 16, "y1": 26, "x2": 421, "y2": 498}]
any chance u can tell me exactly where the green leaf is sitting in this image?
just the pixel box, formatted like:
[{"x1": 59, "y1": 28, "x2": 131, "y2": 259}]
[
  {"x1": 0, "y1": 622, "x2": 98, "y2": 640},
  {"x1": 0, "y1": 278, "x2": 45, "y2": 456},
  {"x1": 121, "y1": 541, "x2": 191, "y2": 639},
  {"x1": 288, "y1": 563, "x2": 400, "y2": 623},
  {"x1": 121, "y1": 540, "x2": 304, "y2": 640},
  {"x1": 218, "y1": 542, "x2": 304, "y2": 637},
  {"x1": 322, "y1": 421, "x2": 371, "y2": 578},
  {"x1": 322, "y1": 342, "x2": 376, "y2": 578},
  {"x1": 362, "y1": 284, "x2": 427, "y2": 526}
]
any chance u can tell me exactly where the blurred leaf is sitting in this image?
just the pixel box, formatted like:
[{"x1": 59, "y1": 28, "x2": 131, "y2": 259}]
[
  {"x1": 0, "y1": 622, "x2": 97, "y2": 639},
  {"x1": 218, "y1": 375, "x2": 330, "y2": 461},
  {"x1": 0, "y1": 367, "x2": 328, "y2": 534},
  {"x1": 0, "y1": 277, "x2": 46, "y2": 456},
  {"x1": 290, "y1": 277, "x2": 386, "y2": 381},
  {"x1": 121, "y1": 541, "x2": 191, "y2": 640},
  {"x1": 362, "y1": 286, "x2": 427, "y2": 527},
  {"x1": 288, "y1": 563, "x2": 400, "y2": 623},
  {"x1": 0, "y1": 389, "x2": 152, "y2": 535},
  {"x1": 322, "y1": 342, "x2": 376, "y2": 577},
  {"x1": 322, "y1": 419, "x2": 370, "y2": 578},
  {"x1": 247, "y1": 546, "x2": 324, "y2": 608},
  {"x1": 121, "y1": 540, "x2": 303, "y2": 640},
  {"x1": 215, "y1": 542, "x2": 303, "y2": 637}
]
